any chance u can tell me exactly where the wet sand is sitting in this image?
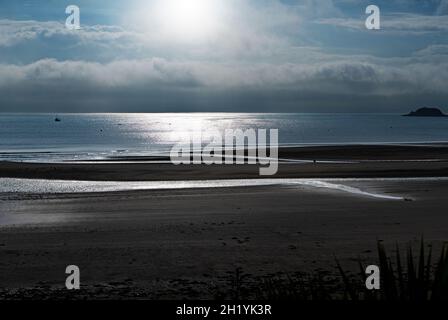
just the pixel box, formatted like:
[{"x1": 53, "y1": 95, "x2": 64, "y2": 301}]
[
  {"x1": 2, "y1": 145, "x2": 448, "y2": 181},
  {"x1": 1, "y1": 145, "x2": 448, "y2": 299}
]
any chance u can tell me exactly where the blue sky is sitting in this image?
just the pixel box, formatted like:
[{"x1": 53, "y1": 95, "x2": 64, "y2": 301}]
[{"x1": 0, "y1": 0, "x2": 447, "y2": 112}]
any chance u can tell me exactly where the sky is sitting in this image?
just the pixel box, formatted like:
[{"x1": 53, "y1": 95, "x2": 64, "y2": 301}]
[{"x1": 0, "y1": 0, "x2": 447, "y2": 113}]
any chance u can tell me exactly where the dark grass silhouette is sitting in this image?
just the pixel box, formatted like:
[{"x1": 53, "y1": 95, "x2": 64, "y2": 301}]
[
  {"x1": 338, "y1": 239, "x2": 448, "y2": 301},
  {"x1": 227, "y1": 239, "x2": 448, "y2": 300}
]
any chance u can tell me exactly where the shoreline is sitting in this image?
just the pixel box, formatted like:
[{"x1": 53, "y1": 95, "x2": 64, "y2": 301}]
[{"x1": 2, "y1": 144, "x2": 448, "y2": 181}]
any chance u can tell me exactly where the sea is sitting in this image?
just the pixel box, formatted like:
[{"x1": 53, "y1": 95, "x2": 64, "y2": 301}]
[{"x1": 1, "y1": 113, "x2": 448, "y2": 162}]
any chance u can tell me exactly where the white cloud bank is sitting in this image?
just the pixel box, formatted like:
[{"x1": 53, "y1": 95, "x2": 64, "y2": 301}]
[{"x1": 1, "y1": 53, "x2": 447, "y2": 94}]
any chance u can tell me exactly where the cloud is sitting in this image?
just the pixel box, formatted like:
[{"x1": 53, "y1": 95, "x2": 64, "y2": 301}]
[
  {"x1": 0, "y1": 51, "x2": 447, "y2": 112},
  {"x1": 436, "y1": 0, "x2": 448, "y2": 14},
  {"x1": 414, "y1": 44, "x2": 448, "y2": 56},
  {"x1": 0, "y1": 19, "x2": 133, "y2": 47},
  {"x1": 0, "y1": 1, "x2": 347, "y2": 63},
  {"x1": 0, "y1": 58, "x2": 202, "y2": 88},
  {"x1": 0, "y1": 9, "x2": 300, "y2": 63},
  {"x1": 0, "y1": 0, "x2": 447, "y2": 112},
  {"x1": 317, "y1": 13, "x2": 448, "y2": 34}
]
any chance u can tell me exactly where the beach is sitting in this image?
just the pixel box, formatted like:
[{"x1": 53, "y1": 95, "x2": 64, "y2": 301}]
[
  {"x1": 1, "y1": 145, "x2": 448, "y2": 299},
  {"x1": 2, "y1": 145, "x2": 448, "y2": 181}
]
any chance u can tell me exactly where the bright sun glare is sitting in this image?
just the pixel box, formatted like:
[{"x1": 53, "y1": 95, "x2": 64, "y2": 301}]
[{"x1": 154, "y1": 0, "x2": 221, "y2": 40}]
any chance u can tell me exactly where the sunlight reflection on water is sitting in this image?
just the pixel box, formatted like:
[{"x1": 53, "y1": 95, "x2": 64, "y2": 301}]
[{"x1": 2, "y1": 113, "x2": 448, "y2": 162}]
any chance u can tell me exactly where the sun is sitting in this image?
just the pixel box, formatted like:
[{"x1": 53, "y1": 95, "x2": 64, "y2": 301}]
[{"x1": 154, "y1": 0, "x2": 222, "y2": 40}]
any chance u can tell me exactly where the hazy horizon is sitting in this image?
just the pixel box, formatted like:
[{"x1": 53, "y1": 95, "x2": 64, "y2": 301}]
[{"x1": 1, "y1": 109, "x2": 446, "y2": 114}]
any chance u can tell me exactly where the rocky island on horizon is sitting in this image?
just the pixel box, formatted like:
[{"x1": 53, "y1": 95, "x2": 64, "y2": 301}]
[{"x1": 403, "y1": 107, "x2": 447, "y2": 117}]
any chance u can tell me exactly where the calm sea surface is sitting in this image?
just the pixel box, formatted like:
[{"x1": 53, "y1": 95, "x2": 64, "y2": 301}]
[{"x1": 1, "y1": 113, "x2": 448, "y2": 162}]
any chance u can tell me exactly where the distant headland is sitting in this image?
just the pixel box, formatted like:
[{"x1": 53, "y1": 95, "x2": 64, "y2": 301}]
[{"x1": 403, "y1": 107, "x2": 447, "y2": 117}]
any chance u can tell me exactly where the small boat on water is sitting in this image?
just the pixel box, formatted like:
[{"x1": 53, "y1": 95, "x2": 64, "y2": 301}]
[{"x1": 54, "y1": 117, "x2": 61, "y2": 122}]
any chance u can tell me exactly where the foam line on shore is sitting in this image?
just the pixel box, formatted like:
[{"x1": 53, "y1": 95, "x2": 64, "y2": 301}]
[
  {"x1": 285, "y1": 180, "x2": 403, "y2": 200},
  {"x1": 0, "y1": 177, "x2": 414, "y2": 200}
]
